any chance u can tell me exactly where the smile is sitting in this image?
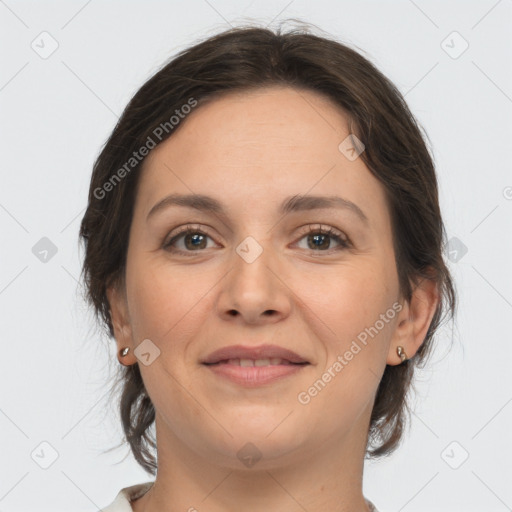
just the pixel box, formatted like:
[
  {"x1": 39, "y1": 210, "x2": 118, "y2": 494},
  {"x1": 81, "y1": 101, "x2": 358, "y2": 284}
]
[{"x1": 203, "y1": 359, "x2": 309, "y2": 386}]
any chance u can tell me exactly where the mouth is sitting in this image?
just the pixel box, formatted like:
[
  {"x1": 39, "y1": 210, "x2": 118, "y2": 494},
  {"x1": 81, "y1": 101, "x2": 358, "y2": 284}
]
[
  {"x1": 201, "y1": 344, "x2": 310, "y2": 387},
  {"x1": 205, "y1": 358, "x2": 309, "y2": 367},
  {"x1": 201, "y1": 344, "x2": 309, "y2": 365}
]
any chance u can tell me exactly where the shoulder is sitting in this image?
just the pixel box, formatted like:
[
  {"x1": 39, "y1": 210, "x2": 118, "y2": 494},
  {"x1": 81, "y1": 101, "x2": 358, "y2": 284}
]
[{"x1": 101, "y1": 481, "x2": 154, "y2": 512}]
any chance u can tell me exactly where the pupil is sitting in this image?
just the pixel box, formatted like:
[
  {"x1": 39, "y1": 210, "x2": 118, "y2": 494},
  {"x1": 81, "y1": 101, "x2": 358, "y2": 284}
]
[
  {"x1": 186, "y1": 233, "x2": 206, "y2": 250},
  {"x1": 309, "y1": 233, "x2": 329, "y2": 250}
]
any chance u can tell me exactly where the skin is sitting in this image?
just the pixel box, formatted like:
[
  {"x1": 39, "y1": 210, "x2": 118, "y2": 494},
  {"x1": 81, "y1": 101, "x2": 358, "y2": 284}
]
[{"x1": 107, "y1": 86, "x2": 439, "y2": 512}]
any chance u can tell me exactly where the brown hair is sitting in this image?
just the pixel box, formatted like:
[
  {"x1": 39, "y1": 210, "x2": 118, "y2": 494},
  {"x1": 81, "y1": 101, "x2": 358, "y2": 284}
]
[{"x1": 79, "y1": 23, "x2": 457, "y2": 475}]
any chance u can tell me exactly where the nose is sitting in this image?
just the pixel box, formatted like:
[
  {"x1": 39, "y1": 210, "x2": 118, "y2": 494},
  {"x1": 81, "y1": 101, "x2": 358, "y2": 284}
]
[{"x1": 216, "y1": 240, "x2": 292, "y2": 325}]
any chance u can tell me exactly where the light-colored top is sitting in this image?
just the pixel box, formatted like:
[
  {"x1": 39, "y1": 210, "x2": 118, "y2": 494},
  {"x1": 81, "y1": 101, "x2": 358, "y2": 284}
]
[
  {"x1": 101, "y1": 482, "x2": 153, "y2": 511},
  {"x1": 101, "y1": 481, "x2": 379, "y2": 511}
]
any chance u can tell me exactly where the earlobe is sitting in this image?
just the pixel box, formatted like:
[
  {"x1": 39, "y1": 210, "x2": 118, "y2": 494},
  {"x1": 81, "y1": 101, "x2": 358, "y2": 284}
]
[
  {"x1": 106, "y1": 284, "x2": 136, "y2": 365},
  {"x1": 388, "y1": 276, "x2": 440, "y2": 365}
]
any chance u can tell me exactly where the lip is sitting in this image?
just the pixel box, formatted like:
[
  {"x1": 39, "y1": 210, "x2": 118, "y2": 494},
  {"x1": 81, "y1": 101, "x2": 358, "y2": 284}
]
[
  {"x1": 201, "y1": 344, "x2": 309, "y2": 365},
  {"x1": 204, "y1": 362, "x2": 307, "y2": 387},
  {"x1": 201, "y1": 344, "x2": 310, "y2": 388}
]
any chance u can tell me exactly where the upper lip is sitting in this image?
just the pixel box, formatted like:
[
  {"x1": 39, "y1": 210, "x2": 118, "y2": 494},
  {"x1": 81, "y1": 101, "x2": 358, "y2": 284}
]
[{"x1": 201, "y1": 344, "x2": 309, "y2": 364}]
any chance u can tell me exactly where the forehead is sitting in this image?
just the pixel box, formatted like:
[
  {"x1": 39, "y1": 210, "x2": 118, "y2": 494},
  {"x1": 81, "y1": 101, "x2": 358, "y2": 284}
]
[
  {"x1": 136, "y1": 86, "x2": 388, "y2": 227},
  {"x1": 152, "y1": 86, "x2": 353, "y2": 161}
]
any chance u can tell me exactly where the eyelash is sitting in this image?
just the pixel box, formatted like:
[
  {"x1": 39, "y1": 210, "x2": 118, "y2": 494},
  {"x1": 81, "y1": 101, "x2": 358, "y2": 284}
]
[{"x1": 163, "y1": 224, "x2": 351, "y2": 256}]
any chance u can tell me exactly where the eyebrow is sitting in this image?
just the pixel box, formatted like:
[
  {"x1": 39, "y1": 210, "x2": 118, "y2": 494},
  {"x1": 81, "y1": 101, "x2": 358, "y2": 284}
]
[{"x1": 146, "y1": 193, "x2": 369, "y2": 225}]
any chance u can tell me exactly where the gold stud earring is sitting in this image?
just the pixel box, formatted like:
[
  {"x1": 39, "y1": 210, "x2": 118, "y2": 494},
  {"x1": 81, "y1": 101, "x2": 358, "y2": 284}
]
[
  {"x1": 396, "y1": 346, "x2": 408, "y2": 363},
  {"x1": 118, "y1": 347, "x2": 131, "y2": 366}
]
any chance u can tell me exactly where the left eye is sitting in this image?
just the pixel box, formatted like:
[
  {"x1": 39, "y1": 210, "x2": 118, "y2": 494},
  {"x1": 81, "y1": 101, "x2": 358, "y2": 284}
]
[{"x1": 294, "y1": 226, "x2": 350, "y2": 252}]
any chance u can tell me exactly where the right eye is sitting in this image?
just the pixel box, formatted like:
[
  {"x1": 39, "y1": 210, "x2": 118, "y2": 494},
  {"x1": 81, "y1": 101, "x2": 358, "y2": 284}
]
[{"x1": 163, "y1": 225, "x2": 219, "y2": 255}]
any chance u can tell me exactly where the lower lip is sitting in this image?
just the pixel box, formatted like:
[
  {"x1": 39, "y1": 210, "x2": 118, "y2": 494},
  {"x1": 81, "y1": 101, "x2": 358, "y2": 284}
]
[{"x1": 203, "y1": 362, "x2": 308, "y2": 387}]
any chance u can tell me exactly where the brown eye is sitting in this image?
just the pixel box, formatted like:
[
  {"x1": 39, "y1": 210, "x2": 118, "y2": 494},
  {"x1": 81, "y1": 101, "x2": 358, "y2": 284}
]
[
  {"x1": 307, "y1": 232, "x2": 332, "y2": 250},
  {"x1": 182, "y1": 232, "x2": 208, "y2": 250},
  {"x1": 295, "y1": 225, "x2": 350, "y2": 252},
  {"x1": 164, "y1": 227, "x2": 216, "y2": 254}
]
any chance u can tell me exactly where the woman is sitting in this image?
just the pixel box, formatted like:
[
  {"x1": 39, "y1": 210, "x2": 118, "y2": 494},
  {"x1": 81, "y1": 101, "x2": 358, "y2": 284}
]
[{"x1": 79, "y1": 23, "x2": 456, "y2": 512}]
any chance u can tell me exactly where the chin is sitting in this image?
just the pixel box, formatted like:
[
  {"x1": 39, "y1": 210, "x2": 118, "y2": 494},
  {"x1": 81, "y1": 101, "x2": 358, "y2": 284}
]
[{"x1": 201, "y1": 421, "x2": 309, "y2": 468}]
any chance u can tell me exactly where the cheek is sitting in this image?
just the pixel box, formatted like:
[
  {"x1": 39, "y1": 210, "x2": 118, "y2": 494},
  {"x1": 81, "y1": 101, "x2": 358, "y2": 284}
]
[
  {"x1": 295, "y1": 266, "x2": 395, "y2": 433},
  {"x1": 126, "y1": 259, "x2": 216, "y2": 344},
  {"x1": 294, "y1": 259, "x2": 395, "y2": 345}
]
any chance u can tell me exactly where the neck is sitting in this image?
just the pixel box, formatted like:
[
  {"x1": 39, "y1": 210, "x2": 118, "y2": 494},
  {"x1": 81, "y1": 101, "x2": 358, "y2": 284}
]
[{"x1": 133, "y1": 413, "x2": 373, "y2": 512}]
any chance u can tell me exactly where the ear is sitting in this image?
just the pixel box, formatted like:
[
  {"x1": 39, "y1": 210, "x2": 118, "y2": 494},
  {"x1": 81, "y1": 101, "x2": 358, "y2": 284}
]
[
  {"x1": 106, "y1": 283, "x2": 136, "y2": 365},
  {"x1": 388, "y1": 274, "x2": 440, "y2": 365}
]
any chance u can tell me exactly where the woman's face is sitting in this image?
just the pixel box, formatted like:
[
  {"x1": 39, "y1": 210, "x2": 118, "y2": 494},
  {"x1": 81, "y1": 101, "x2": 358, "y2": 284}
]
[{"x1": 110, "y1": 86, "x2": 404, "y2": 468}]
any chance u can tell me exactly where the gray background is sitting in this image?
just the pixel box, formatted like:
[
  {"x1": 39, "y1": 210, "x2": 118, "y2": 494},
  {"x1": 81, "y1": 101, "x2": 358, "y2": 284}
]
[{"x1": 1, "y1": 1, "x2": 511, "y2": 511}]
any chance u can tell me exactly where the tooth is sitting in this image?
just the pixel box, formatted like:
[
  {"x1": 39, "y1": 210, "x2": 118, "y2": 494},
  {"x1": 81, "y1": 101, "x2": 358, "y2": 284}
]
[
  {"x1": 254, "y1": 358, "x2": 270, "y2": 366},
  {"x1": 240, "y1": 359, "x2": 255, "y2": 367},
  {"x1": 269, "y1": 358, "x2": 283, "y2": 365},
  {"x1": 227, "y1": 358, "x2": 239, "y2": 365}
]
